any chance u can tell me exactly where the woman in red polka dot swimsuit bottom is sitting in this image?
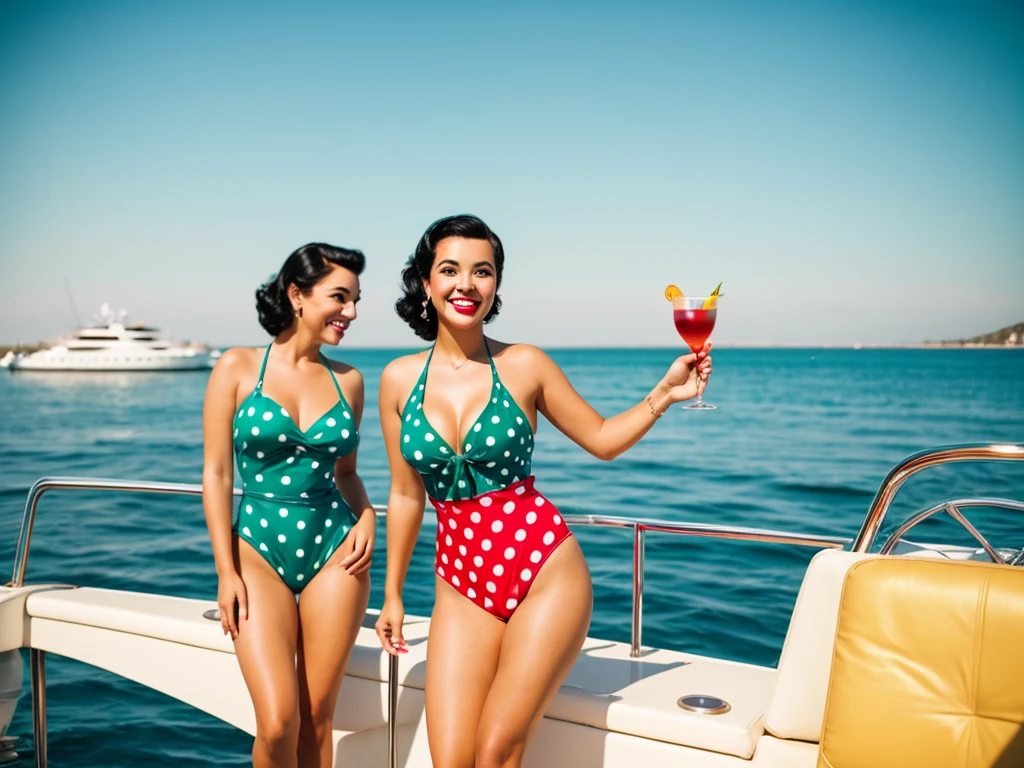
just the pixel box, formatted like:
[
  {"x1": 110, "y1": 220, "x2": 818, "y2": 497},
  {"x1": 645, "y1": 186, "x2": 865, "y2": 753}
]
[{"x1": 375, "y1": 215, "x2": 712, "y2": 768}]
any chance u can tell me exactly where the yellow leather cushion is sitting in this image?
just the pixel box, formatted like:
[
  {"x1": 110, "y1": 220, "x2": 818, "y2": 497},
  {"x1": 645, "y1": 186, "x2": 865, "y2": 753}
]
[{"x1": 818, "y1": 558, "x2": 1024, "y2": 768}]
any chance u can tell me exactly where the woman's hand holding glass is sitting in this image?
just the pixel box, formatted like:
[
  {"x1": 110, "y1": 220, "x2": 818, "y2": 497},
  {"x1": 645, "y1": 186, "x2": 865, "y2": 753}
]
[{"x1": 649, "y1": 342, "x2": 713, "y2": 413}]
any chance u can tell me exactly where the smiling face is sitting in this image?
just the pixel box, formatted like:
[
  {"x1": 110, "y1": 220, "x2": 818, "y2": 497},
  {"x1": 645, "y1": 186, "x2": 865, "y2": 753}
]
[
  {"x1": 423, "y1": 237, "x2": 497, "y2": 332},
  {"x1": 289, "y1": 262, "x2": 361, "y2": 344}
]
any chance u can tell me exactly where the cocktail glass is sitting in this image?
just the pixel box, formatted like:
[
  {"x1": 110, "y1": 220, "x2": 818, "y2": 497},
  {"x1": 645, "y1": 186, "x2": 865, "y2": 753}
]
[{"x1": 672, "y1": 295, "x2": 717, "y2": 410}]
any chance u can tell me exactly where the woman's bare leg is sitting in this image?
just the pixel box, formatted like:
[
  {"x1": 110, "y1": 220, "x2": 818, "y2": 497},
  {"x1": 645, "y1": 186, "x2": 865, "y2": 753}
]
[
  {"x1": 424, "y1": 579, "x2": 508, "y2": 768},
  {"x1": 475, "y1": 537, "x2": 592, "y2": 768},
  {"x1": 295, "y1": 534, "x2": 372, "y2": 767},
  {"x1": 234, "y1": 540, "x2": 302, "y2": 768}
]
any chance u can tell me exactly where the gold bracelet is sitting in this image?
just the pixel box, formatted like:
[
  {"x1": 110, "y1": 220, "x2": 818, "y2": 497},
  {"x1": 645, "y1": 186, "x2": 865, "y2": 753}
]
[{"x1": 646, "y1": 395, "x2": 665, "y2": 418}]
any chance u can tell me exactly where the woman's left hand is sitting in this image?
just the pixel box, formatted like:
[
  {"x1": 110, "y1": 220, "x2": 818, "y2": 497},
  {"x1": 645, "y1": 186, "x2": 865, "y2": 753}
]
[
  {"x1": 340, "y1": 509, "x2": 375, "y2": 576},
  {"x1": 662, "y1": 341, "x2": 713, "y2": 404}
]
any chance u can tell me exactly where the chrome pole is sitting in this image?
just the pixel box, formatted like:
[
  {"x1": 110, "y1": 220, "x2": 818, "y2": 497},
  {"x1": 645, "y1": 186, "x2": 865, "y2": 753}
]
[
  {"x1": 30, "y1": 649, "x2": 47, "y2": 768},
  {"x1": 388, "y1": 653, "x2": 399, "y2": 768},
  {"x1": 631, "y1": 525, "x2": 645, "y2": 657},
  {"x1": 853, "y1": 443, "x2": 1024, "y2": 553},
  {"x1": 561, "y1": 514, "x2": 848, "y2": 550}
]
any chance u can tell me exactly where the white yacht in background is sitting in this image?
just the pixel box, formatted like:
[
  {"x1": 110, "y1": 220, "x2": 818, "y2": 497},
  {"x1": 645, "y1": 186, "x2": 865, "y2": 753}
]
[{"x1": 8, "y1": 304, "x2": 218, "y2": 372}]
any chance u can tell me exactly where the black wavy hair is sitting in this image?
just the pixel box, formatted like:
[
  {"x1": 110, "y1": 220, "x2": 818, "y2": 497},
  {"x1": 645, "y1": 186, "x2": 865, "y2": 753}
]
[
  {"x1": 395, "y1": 214, "x2": 504, "y2": 340},
  {"x1": 256, "y1": 243, "x2": 366, "y2": 336}
]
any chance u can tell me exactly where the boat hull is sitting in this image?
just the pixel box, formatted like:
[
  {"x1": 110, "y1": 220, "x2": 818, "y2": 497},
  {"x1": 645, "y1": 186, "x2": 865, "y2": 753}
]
[{"x1": 9, "y1": 350, "x2": 216, "y2": 372}]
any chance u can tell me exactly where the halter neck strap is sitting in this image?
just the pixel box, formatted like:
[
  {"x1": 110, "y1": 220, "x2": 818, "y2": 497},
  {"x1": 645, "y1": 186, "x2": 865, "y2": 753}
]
[
  {"x1": 320, "y1": 353, "x2": 344, "y2": 398},
  {"x1": 256, "y1": 345, "x2": 272, "y2": 390},
  {"x1": 483, "y1": 338, "x2": 498, "y2": 378}
]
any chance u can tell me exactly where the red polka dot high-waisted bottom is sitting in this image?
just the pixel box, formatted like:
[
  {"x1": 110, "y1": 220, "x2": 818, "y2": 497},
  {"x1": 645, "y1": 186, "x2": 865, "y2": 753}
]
[{"x1": 430, "y1": 476, "x2": 573, "y2": 621}]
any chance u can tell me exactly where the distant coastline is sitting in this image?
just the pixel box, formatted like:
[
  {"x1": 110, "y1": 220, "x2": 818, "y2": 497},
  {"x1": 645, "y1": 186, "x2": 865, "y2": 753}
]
[{"x1": 921, "y1": 321, "x2": 1024, "y2": 350}]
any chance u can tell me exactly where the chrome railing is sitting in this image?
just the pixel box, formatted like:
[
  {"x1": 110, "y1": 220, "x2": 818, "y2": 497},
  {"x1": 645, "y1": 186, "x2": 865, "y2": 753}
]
[
  {"x1": 11, "y1": 476, "x2": 849, "y2": 652},
  {"x1": 852, "y1": 443, "x2": 1024, "y2": 553},
  {"x1": 556, "y1": 513, "x2": 849, "y2": 656},
  {"x1": 11, "y1": 477, "x2": 231, "y2": 589}
]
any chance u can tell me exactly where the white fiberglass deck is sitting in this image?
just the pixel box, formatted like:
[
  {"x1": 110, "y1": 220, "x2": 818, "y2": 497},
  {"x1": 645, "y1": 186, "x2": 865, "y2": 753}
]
[{"x1": 2, "y1": 583, "x2": 819, "y2": 767}]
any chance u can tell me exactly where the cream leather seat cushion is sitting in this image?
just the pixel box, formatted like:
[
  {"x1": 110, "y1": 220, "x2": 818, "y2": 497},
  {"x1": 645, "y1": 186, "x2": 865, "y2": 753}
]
[{"x1": 818, "y1": 558, "x2": 1024, "y2": 768}]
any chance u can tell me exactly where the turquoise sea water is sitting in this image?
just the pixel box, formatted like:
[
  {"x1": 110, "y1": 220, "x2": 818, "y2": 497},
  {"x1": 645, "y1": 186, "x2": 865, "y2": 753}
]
[{"x1": 2, "y1": 347, "x2": 1023, "y2": 765}]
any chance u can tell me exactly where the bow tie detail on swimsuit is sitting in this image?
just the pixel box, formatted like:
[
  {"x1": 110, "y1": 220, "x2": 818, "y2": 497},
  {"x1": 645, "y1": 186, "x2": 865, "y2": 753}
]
[
  {"x1": 441, "y1": 451, "x2": 516, "y2": 498},
  {"x1": 400, "y1": 341, "x2": 535, "y2": 502}
]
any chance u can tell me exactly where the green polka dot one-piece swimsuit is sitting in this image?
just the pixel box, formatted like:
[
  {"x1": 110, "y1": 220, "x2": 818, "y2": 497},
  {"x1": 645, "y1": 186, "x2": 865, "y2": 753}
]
[
  {"x1": 232, "y1": 345, "x2": 360, "y2": 592},
  {"x1": 400, "y1": 340, "x2": 535, "y2": 500}
]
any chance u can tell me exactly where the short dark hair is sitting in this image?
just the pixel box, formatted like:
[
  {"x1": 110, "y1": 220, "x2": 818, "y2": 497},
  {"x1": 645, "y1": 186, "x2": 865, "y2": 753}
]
[
  {"x1": 256, "y1": 243, "x2": 365, "y2": 336},
  {"x1": 395, "y1": 215, "x2": 504, "y2": 340}
]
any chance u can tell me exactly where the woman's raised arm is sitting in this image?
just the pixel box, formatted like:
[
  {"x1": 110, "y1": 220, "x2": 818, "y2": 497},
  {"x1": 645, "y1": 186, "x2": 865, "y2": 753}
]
[{"x1": 531, "y1": 342, "x2": 712, "y2": 461}]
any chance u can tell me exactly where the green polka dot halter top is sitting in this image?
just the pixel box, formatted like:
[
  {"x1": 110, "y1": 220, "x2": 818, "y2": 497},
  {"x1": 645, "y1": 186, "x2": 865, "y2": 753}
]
[
  {"x1": 231, "y1": 345, "x2": 360, "y2": 591},
  {"x1": 400, "y1": 340, "x2": 534, "y2": 501},
  {"x1": 233, "y1": 345, "x2": 360, "y2": 481}
]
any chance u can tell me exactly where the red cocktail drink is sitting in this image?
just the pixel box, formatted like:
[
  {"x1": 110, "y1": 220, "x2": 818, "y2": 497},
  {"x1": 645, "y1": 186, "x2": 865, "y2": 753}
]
[
  {"x1": 670, "y1": 293, "x2": 719, "y2": 410},
  {"x1": 673, "y1": 308, "x2": 717, "y2": 353}
]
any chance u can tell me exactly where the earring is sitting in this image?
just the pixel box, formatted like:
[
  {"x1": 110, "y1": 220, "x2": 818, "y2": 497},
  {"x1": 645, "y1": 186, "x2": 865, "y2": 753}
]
[
  {"x1": 420, "y1": 299, "x2": 429, "y2": 320},
  {"x1": 295, "y1": 307, "x2": 303, "y2": 318}
]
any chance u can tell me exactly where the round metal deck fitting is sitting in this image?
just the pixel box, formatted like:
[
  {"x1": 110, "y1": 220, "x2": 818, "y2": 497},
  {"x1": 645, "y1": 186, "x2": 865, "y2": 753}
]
[
  {"x1": 677, "y1": 695, "x2": 731, "y2": 715},
  {"x1": 202, "y1": 609, "x2": 220, "y2": 621}
]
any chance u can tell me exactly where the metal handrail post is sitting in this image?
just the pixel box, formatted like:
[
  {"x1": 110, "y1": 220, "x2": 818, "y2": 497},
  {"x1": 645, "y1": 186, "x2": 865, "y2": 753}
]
[
  {"x1": 852, "y1": 444, "x2": 1024, "y2": 553},
  {"x1": 631, "y1": 525, "x2": 645, "y2": 657},
  {"x1": 30, "y1": 649, "x2": 47, "y2": 768},
  {"x1": 388, "y1": 654, "x2": 399, "y2": 768},
  {"x1": 13, "y1": 478, "x2": 51, "y2": 588}
]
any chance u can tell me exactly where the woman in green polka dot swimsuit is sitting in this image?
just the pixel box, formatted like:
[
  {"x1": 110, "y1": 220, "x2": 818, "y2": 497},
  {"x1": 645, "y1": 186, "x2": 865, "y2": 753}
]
[
  {"x1": 202, "y1": 243, "x2": 376, "y2": 767},
  {"x1": 374, "y1": 215, "x2": 712, "y2": 768}
]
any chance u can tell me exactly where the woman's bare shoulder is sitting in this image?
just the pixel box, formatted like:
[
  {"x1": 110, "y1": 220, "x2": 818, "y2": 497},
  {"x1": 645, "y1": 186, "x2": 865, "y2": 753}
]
[
  {"x1": 489, "y1": 340, "x2": 554, "y2": 370},
  {"x1": 379, "y1": 350, "x2": 429, "y2": 405},
  {"x1": 325, "y1": 356, "x2": 363, "y2": 385},
  {"x1": 381, "y1": 350, "x2": 429, "y2": 382},
  {"x1": 211, "y1": 346, "x2": 263, "y2": 378}
]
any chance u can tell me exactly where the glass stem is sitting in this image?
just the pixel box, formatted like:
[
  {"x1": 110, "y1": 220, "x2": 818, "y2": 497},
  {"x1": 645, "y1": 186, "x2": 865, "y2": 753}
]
[{"x1": 694, "y1": 352, "x2": 704, "y2": 406}]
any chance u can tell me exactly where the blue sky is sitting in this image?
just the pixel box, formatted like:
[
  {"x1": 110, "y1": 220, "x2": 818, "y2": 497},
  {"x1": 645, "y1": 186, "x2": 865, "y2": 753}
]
[{"x1": 1, "y1": 0, "x2": 1021, "y2": 347}]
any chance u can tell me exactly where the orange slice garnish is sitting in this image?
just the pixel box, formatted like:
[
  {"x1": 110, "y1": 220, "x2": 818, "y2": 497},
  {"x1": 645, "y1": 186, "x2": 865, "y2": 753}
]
[{"x1": 664, "y1": 284, "x2": 683, "y2": 301}]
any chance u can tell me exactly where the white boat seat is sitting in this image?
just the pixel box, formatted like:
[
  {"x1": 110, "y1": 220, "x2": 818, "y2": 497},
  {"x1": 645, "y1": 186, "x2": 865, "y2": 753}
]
[
  {"x1": 25, "y1": 587, "x2": 777, "y2": 759},
  {"x1": 26, "y1": 588, "x2": 236, "y2": 654},
  {"x1": 763, "y1": 550, "x2": 874, "y2": 742}
]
